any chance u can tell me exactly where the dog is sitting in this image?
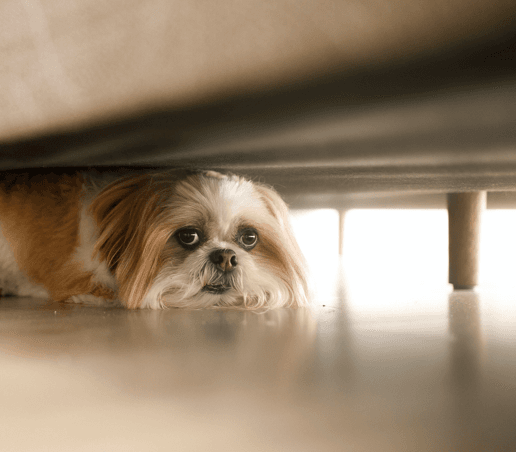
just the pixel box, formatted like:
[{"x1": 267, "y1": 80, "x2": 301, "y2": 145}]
[{"x1": 0, "y1": 169, "x2": 308, "y2": 309}]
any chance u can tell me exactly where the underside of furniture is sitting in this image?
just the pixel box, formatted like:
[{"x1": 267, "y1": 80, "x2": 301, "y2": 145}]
[{"x1": 3, "y1": 1, "x2": 516, "y2": 291}]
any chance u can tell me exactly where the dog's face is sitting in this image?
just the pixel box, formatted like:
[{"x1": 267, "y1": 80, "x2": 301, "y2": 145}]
[{"x1": 90, "y1": 171, "x2": 308, "y2": 309}]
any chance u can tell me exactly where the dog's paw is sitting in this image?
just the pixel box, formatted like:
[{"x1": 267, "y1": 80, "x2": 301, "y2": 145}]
[{"x1": 68, "y1": 293, "x2": 119, "y2": 307}]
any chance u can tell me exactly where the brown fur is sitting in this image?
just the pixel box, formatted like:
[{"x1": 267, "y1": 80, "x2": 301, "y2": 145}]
[
  {"x1": 89, "y1": 173, "x2": 180, "y2": 308},
  {"x1": 253, "y1": 183, "x2": 308, "y2": 307},
  {"x1": 0, "y1": 172, "x2": 113, "y2": 302}
]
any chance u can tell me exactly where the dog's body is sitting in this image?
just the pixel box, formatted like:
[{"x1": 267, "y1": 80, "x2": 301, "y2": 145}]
[{"x1": 0, "y1": 170, "x2": 308, "y2": 309}]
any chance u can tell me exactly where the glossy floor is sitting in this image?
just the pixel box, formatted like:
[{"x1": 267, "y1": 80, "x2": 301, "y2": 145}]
[{"x1": 1, "y1": 210, "x2": 516, "y2": 451}]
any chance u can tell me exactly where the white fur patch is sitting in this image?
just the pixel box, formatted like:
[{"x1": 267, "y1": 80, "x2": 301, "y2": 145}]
[
  {"x1": 0, "y1": 224, "x2": 49, "y2": 298},
  {"x1": 140, "y1": 278, "x2": 169, "y2": 309},
  {"x1": 74, "y1": 203, "x2": 117, "y2": 292}
]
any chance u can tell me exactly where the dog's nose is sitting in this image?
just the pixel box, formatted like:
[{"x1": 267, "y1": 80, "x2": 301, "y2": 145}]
[{"x1": 209, "y1": 249, "x2": 238, "y2": 273}]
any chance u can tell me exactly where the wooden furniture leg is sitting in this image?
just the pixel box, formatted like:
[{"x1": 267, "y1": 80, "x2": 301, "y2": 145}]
[
  {"x1": 448, "y1": 192, "x2": 486, "y2": 290},
  {"x1": 339, "y1": 210, "x2": 346, "y2": 256}
]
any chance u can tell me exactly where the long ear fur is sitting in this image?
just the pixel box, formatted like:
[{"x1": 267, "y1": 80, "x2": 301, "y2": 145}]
[
  {"x1": 253, "y1": 182, "x2": 309, "y2": 307},
  {"x1": 89, "y1": 174, "x2": 174, "y2": 309}
]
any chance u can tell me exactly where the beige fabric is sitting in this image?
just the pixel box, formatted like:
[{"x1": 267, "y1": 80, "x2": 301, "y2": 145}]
[{"x1": 1, "y1": 0, "x2": 515, "y2": 141}]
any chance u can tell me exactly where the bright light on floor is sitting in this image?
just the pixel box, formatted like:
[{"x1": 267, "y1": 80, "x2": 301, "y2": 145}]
[
  {"x1": 479, "y1": 210, "x2": 516, "y2": 292},
  {"x1": 342, "y1": 209, "x2": 449, "y2": 311},
  {"x1": 289, "y1": 209, "x2": 341, "y2": 304},
  {"x1": 289, "y1": 208, "x2": 516, "y2": 312}
]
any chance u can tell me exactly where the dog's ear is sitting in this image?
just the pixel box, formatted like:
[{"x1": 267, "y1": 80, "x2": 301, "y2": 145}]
[
  {"x1": 253, "y1": 183, "x2": 309, "y2": 307},
  {"x1": 89, "y1": 174, "x2": 172, "y2": 309},
  {"x1": 253, "y1": 182, "x2": 300, "y2": 256}
]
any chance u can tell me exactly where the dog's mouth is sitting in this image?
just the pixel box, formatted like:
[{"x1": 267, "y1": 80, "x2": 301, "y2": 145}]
[{"x1": 202, "y1": 284, "x2": 231, "y2": 294}]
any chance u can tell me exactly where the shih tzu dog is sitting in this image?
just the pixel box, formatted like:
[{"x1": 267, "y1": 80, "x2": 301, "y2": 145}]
[{"x1": 0, "y1": 169, "x2": 308, "y2": 309}]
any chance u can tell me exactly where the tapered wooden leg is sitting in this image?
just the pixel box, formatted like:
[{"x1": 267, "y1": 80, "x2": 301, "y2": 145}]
[
  {"x1": 448, "y1": 192, "x2": 486, "y2": 290},
  {"x1": 338, "y1": 210, "x2": 346, "y2": 256}
]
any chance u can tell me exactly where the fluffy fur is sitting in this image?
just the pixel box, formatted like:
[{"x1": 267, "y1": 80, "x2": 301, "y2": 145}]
[{"x1": 0, "y1": 170, "x2": 308, "y2": 309}]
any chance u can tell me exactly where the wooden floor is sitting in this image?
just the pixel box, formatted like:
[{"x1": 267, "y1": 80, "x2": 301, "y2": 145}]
[{"x1": 1, "y1": 210, "x2": 516, "y2": 451}]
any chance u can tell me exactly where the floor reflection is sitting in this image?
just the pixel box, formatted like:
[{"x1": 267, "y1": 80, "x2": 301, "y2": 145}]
[
  {"x1": 310, "y1": 260, "x2": 357, "y2": 395},
  {"x1": 2, "y1": 209, "x2": 516, "y2": 450},
  {"x1": 447, "y1": 290, "x2": 487, "y2": 451},
  {"x1": 448, "y1": 290, "x2": 484, "y2": 390}
]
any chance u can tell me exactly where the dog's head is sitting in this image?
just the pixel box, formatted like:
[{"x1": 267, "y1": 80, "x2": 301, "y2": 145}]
[{"x1": 90, "y1": 171, "x2": 308, "y2": 309}]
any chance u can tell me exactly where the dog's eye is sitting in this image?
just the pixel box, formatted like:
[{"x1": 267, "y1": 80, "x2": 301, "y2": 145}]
[
  {"x1": 176, "y1": 228, "x2": 201, "y2": 248},
  {"x1": 238, "y1": 229, "x2": 258, "y2": 250}
]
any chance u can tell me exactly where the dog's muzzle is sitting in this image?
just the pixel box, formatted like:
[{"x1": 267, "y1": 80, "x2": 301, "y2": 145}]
[{"x1": 202, "y1": 249, "x2": 239, "y2": 294}]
